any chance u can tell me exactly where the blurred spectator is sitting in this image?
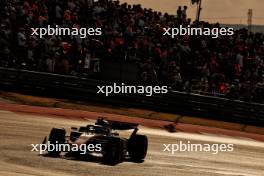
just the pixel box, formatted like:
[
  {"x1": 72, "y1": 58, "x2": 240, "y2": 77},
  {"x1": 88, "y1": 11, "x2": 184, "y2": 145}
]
[{"x1": 0, "y1": 0, "x2": 263, "y2": 102}]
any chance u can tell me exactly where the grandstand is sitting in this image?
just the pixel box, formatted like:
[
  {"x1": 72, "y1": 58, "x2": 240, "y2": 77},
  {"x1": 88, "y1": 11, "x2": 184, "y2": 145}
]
[
  {"x1": 221, "y1": 24, "x2": 264, "y2": 33},
  {"x1": 0, "y1": 0, "x2": 263, "y2": 103}
]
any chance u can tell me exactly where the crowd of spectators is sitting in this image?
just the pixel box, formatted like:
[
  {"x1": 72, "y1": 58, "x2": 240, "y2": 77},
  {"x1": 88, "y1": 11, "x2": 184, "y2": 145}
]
[{"x1": 0, "y1": 0, "x2": 264, "y2": 102}]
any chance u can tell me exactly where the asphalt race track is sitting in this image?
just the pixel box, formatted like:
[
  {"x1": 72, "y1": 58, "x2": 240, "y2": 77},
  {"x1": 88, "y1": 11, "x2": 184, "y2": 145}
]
[{"x1": 0, "y1": 110, "x2": 263, "y2": 176}]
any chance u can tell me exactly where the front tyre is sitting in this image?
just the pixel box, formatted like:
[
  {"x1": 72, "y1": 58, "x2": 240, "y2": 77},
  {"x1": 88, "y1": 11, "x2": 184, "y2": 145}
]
[{"x1": 47, "y1": 128, "x2": 66, "y2": 156}]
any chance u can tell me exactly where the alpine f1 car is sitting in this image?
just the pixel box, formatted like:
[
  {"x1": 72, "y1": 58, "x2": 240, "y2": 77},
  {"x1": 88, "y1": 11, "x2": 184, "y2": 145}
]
[{"x1": 42, "y1": 118, "x2": 148, "y2": 165}]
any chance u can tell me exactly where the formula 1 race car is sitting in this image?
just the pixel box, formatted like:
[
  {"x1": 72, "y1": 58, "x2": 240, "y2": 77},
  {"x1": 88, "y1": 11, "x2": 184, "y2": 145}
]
[{"x1": 42, "y1": 118, "x2": 148, "y2": 165}]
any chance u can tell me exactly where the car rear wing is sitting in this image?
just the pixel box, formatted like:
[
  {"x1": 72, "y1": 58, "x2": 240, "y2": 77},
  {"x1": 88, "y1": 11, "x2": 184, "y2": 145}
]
[{"x1": 96, "y1": 118, "x2": 139, "y2": 130}]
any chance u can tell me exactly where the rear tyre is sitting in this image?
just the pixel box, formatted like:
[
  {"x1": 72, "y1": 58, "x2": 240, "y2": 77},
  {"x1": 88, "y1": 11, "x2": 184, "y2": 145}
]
[
  {"x1": 48, "y1": 128, "x2": 66, "y2": 156},
  {"x1": 128, "y1": 135, "x2": 148, "y2": 161},
  {"x1": 103, "y1": 137, "x2": 124, "y2": 165}
]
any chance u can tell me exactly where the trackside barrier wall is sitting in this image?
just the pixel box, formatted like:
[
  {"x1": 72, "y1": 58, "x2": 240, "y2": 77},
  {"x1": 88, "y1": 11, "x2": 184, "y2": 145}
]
[{"x1": 0, "y1": 67, "x2": 263, "y2": 127}]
